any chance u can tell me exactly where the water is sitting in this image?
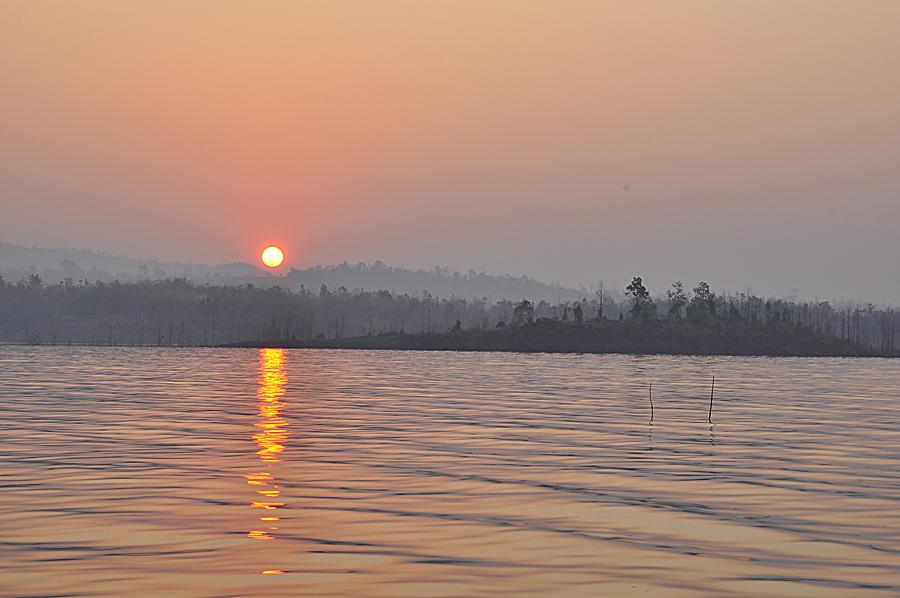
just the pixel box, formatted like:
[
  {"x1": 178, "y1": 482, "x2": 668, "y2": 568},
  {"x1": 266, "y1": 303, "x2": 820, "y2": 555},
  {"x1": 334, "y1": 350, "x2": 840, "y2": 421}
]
[{"x1": 1, "y1": 347, "x2": 899, "y2": 597}]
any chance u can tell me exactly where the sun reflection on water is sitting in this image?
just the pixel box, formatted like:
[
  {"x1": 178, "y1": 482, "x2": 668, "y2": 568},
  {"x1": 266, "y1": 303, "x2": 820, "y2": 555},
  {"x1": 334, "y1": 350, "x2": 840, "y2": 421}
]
[{"x1": 246, "y1": 349, "x2": 287, "y2": 545}]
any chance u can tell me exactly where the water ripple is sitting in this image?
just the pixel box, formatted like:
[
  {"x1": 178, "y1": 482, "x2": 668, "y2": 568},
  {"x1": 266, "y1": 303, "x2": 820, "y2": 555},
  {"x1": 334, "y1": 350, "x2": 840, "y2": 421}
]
[{"x1": 1, "y1": 346, "x2": 899, "y2": 596}]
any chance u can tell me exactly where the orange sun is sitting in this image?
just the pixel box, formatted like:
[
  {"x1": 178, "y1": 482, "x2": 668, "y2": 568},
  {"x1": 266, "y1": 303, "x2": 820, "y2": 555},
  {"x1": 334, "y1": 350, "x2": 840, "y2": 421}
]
[{"x1": 261, "y1": 245, "x2": 284, "y2": 268}]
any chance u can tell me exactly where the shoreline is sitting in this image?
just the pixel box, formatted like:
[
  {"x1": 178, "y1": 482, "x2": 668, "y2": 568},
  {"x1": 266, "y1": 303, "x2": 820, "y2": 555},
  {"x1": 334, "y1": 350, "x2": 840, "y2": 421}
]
[
  {"x1": 221, "y1": 343, "x2": 900, "y2": 359},
  {"x1": 3, "y1": 341, "x2": 896, "y2": 358},
  {"x1": 5, "y1": 320, "x2": 895, "y2": 358},
  {"x1": 219, "y1": 320, "x2": 895, "y2": 358}
]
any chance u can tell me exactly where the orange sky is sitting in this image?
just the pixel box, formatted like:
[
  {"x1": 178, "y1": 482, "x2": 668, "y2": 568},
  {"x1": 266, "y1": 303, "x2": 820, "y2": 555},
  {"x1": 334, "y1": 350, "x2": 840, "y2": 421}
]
[{"x1": 1, "y1": 1, "x2": 899, "y2": 301}]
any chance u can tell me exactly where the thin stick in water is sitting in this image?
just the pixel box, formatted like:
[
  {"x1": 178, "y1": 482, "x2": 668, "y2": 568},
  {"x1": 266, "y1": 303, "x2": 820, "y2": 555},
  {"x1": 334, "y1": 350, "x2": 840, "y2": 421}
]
[
  {"x1": 649, "y1": 381, "x2": 654, "y2": 424},
  {"x1": 708, "y1": 376, "x2": 715, "y2": 423}
]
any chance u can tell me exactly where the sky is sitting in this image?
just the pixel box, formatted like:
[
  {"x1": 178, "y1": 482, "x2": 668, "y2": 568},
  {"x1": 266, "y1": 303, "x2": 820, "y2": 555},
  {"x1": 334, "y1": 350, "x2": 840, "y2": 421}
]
[{"x1": 1, "y1": 1, "x2": 899, "y2": 303}]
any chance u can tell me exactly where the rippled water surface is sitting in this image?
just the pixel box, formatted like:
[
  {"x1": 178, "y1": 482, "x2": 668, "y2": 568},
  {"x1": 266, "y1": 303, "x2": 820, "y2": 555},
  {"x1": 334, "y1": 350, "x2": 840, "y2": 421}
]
[{"x1": 1, "y1": 347, "x2": 899, "y2": 597}]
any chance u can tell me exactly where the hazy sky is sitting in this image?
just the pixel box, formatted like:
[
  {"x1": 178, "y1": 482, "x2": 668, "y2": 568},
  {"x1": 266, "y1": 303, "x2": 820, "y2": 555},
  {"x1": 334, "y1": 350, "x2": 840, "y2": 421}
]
[{"x1": 2, "y1": 1, "x2": 899, "y2": 302}]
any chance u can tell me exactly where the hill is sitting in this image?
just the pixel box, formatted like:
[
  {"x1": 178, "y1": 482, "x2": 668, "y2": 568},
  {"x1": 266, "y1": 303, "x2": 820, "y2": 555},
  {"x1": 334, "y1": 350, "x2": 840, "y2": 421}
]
[
  {"x1": 284, "y1": 261, "x2": 590, "y2": 302},
  {"x1": 0, "y1": 242, "x2": 590, "y2": 302}
]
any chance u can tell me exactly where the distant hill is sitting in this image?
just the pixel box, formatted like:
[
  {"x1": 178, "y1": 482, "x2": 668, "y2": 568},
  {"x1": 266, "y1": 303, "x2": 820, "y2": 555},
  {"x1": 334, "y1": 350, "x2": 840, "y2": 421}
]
[
  {"x1": 0, "y1": 242, "x2": 270, "y2": 283},
  {"x1": 284, "y1": 261, "x2": 591, "y2": 302},
  {"x1": 0, "y1": 242, "x2": 591, "y2": 302}
]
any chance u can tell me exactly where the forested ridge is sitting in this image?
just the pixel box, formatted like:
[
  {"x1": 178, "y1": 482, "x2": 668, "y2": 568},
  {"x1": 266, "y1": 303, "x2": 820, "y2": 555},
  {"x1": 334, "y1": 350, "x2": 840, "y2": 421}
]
[
  {"x1": 1, "y1": 274, "x2": 895, "y2": 356},
  {"x1": 0, "y1": 242, "x2": 588, "y2": 303}
]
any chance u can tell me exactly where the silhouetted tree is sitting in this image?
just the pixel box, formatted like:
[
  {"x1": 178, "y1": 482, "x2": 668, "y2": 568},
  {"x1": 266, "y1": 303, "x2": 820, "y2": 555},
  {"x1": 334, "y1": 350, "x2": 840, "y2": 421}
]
[
  {"x1": 513, "y1": 299, "x2": 535, "y2": 325},
  {"x1": 625, "y1": 276, "x2": 656, "y2": 321},
  {"x1": 594, "y1": 281, "x2": 606, "y2": 320},
  {"x1": 688, "y1": 281, "x2": 717, "y2": 324},
  {"x1": 573, "y1": 302, "x2": 584, "y2": 322},
  {"x1": 666, "y1": 281, "x2": 687, "y2": 319}
]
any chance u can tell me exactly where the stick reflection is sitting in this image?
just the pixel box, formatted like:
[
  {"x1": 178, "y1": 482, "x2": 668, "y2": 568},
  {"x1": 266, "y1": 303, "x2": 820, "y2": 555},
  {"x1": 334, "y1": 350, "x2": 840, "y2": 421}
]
[{"x1": 246, "y1": 348, "x2": 287, "y2": 542}]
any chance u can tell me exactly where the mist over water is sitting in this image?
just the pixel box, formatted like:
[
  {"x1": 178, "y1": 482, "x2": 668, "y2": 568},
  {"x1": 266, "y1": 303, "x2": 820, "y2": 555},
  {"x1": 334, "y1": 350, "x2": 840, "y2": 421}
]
[{"x1": 1, "y1": 347, "x2": 899, "y2": 596}]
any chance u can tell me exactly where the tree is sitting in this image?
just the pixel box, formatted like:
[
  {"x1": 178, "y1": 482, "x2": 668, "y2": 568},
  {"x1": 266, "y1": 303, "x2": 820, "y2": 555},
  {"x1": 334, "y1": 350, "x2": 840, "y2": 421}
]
[
  {"x1": 625, "y1": 276, "x2": 656, "y2": 321},
  {"x1": 595, "y1": 281, "x2": 606, "y2": 320},
  {"x1": 513, "y1": 299, "x2": 535, "y2": 325},
  {"x1": 666, "y1": 281, "x2": 687, "y2": 319},
  {"x1": 687, "y1": 281, "x2": 717, "y2": 324},
  {"x1": 573, "y1": 302, "x2": 584, "y2": 322}
]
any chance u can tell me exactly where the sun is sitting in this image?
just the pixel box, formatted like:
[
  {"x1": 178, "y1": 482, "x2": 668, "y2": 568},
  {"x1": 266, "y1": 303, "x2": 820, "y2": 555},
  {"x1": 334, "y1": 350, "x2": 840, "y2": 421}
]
[{"x1": 261, "y1": 245, "x2": 284, "y2": 268}]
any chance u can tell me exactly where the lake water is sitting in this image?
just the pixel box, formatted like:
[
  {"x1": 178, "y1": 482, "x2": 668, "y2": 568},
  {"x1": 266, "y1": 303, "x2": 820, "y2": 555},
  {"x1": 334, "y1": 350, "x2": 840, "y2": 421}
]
[{"x1": 1, "y1": 347, "x2": 899, "y2": 597}]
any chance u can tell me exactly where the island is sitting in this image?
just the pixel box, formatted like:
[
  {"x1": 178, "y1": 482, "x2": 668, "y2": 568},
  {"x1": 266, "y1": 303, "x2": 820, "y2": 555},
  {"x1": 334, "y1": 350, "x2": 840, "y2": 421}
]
[{"x1": 223, "y1": 318, "x2": 889, "y2": 357}]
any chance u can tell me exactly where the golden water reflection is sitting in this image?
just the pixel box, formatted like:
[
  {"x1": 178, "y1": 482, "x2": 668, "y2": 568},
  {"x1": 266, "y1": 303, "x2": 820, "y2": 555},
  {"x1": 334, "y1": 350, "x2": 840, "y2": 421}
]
[
  {"x1": 4, "y1": 349, "x2": 900, "y2": 596},
  {"x1": 246, "y1": 348, "x2": 287, "y2": 544}
]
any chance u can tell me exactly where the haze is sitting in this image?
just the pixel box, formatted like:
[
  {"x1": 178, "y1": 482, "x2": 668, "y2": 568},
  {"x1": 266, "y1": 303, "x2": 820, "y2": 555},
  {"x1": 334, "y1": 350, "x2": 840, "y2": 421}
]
[{"x1": 2, "y1": 1, "x2": 899, "y2": 302}]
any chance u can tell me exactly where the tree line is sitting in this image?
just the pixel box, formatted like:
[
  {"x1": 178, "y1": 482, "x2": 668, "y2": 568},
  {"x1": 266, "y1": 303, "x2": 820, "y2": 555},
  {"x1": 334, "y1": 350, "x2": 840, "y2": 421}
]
[{"x1": 0, "y1": 273, "x2": 896, "y2": 354}]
